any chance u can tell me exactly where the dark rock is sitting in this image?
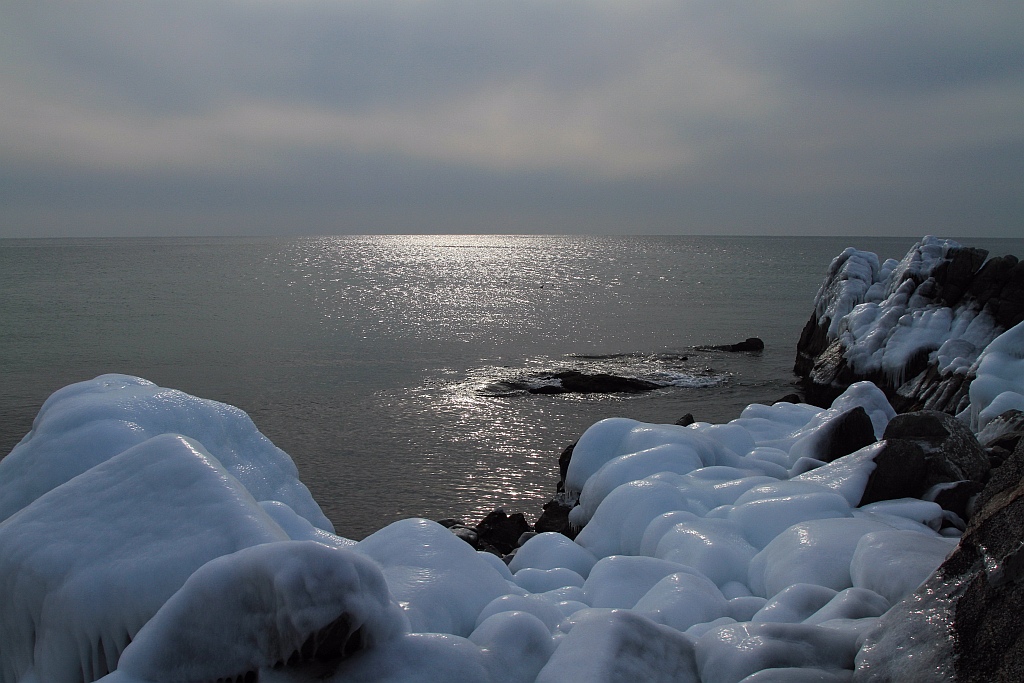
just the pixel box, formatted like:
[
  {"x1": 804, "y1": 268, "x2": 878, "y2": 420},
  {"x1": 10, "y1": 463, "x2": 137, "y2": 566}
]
[
  {"x1": 518, "y1": 531, "x2": 537, "y2": 546},
  {"x1": 475, "y1": 509, "x2": 532, "y2": 555},
  {"x1": 815, "y1": 406, "x2": 877, "y2": 463},
  {"x1": 883, "y1": 411, "x2": 990, "y2": 485},
  {"x1": 434, "y1": 518, "x2": 462, "y2": 528},
  {"x1": 855, "y1": 440, "x2": 1024, "y2": 681},
  {"x1": 944, "y1": 441, "x2": 1024, "y2": 681},
  {"x1": 534, "y1": 499, "x2": 575, "y2": 538},
  {"x1": 859, "y1": 439, "x2": 929, "y2": 505},
  {"x1": 528, "y1": 371, "x2": 660, "y2": 395},
  {"x1": 675, "y1": 413, "x2": 696, "y2": 427},
  {"x1": 773, "y1": 394, "x2": 802, "y2": 405},
  {"x1": 924, "y1": 480, "x2": 985, "y2": 522},
  {"x1": 450, "y1": 526, "x2": 479, "y2": 548},
  {"x1": 700, "y1": 337, "x2": 765, "y2": 352}
]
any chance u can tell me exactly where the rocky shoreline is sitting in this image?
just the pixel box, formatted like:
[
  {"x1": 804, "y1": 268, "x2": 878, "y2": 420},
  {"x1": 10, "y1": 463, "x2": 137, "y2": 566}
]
[
  {"x1": 444, "y1": 236, "x2": 1024, "y2": 681},
  {"x1": 3, "y1": 235, "x2": 1023, "y2": 681}
]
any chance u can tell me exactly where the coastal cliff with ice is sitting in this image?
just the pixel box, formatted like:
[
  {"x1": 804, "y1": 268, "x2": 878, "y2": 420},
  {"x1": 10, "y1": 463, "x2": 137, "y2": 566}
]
[{"x1": 2, "y1": 237, "x2": 1024, "y2": 682}]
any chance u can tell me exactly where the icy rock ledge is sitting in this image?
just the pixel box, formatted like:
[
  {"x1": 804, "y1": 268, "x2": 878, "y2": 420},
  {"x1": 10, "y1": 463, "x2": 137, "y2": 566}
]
[
  {"x1": 794, "y1": 235, "x2": 1024, "y2": 417},
  {"x1": 6, "y1": 372, "x2": 1016, "y2": 681}
]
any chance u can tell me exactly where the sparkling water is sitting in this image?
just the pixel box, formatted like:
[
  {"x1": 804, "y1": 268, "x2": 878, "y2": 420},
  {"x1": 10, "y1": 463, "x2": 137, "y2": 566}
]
[{"x1": 3, "y1": 234, "x2": 1020, "y2": 538}]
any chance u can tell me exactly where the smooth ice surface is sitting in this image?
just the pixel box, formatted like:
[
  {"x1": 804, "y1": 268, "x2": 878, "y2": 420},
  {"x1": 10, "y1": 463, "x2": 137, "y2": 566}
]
[
  {"x1": 117, "y1": 541, "x2": 404, "y2": 680},
  {"x1": 967, "y1": 320, "x2": 1024, "y2": 430},
  {"x1": 355, "y1": 518, "x2": 511, "y2": 636},
  {"x1": 0, "y1": 374, "x2": 331, "y2": 530},
  {"x1": 535, "y1": 610, "x2": 700, "y2": 683},
  {"x1": 849, "y1": 530, "x2": 956, "y2": 605},
  {"x1": 749, "y1": 518, "x2": 897, "y2": 598},
  {"x1": 508, "y1": 531, "x2": 598, "y2": 578},
  {"x1": 696, "y1": 621, "x2": 860, "y2": 683}
]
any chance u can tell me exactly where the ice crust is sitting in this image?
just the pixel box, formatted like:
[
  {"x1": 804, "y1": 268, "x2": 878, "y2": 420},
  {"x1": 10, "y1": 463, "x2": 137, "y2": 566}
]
[{"x1": 0, "y1": 373, "x2": 981, "y2": 681}]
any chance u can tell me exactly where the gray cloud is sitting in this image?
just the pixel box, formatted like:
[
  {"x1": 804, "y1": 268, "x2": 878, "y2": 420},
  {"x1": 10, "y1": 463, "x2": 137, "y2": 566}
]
[{"x1": 1, "y1": 1, "x2": 1022, "y2": 237}]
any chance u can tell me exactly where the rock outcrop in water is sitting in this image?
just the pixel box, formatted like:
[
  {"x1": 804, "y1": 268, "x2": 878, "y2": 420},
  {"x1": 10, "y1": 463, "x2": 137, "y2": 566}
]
[{"x1": 795, "y1": 236, "x2": 1024, "y2": 414}]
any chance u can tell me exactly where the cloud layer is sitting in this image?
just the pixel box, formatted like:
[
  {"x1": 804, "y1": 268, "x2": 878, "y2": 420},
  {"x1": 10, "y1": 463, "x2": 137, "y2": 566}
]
[{"x1": 2, "y1": 1, "x2": 1022, "y2": 236}]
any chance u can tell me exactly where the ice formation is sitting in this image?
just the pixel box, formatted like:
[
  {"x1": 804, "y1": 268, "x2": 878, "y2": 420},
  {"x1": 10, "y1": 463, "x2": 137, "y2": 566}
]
[
  {"x1": 1, "y1": 344, "x2": 1014, "y2": 680},
  {"x1": 798, "y1": 236, "x2": 1007, "y2": 389}
]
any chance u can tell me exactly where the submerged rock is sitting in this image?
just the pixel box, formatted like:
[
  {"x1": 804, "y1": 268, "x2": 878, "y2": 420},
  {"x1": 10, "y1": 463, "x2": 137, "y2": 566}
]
[{"x1": 528, "y1": 371, "x2": 660, "y2": 394}]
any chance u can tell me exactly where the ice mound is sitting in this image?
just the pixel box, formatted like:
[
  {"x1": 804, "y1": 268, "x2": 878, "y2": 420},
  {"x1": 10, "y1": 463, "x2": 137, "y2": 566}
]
[
  {"x1": 113, "y1": 541, "x2": 404, "y2": 681},
  {"x1": 965, "y1": 319, "x2": 1024, "y2": 431},
  {"x1": 0, "y1": 433, "x2": 290, "y2": 683},
  {"x1": 0, "y1": 375, "x2": 980, "y2": 680},
  {"x1": 0, "y1": 374, "x2": 331, "y2": 530}
]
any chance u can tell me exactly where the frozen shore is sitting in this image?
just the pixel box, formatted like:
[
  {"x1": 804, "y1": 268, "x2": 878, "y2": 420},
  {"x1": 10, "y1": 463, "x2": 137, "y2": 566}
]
[{"x1": 1, "y1": 237, "x2": 1023, "y2": 682}]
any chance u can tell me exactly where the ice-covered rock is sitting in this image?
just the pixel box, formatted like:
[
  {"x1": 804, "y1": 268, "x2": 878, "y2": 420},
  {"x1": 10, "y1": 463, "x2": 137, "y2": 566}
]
[
  {"x1": 115, "y1": 541, "x2": 404, "y2": 681},
  {"x1": 5, "y1": 276, "x2": 1024, "y2": 683},
  {"x1": 0, "y1": 374, "x2": 331, "y2": 530},
  {"x1": 536, "y1": 610, "x2": 700, "y2": 683},
  {"x1": 0, "y1": 434, "x2": 290, "y2": 683},
  {"x1": 966, "y1": 319, "x2": 1024, "y2": 432},
  {"x1": 795, "y1": 237, "x2": 1023, "y2": 416},
  {"x1": 696, "y1": 621, "x2": 861, "y2": 683},
  {"x1": 354, "y1": 518, "x2": 512, "y2": 637}
]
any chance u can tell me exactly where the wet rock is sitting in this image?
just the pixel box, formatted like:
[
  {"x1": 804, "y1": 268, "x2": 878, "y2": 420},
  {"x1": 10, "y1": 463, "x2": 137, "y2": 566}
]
[
  {"x1": 883, "y1": 411, "x2": 990, "y2": 485},
  {"x1": 534, "y1": 499, "x2": 575, "y2": 538},
  {"x1": 528, "y1": 371, "x2": 660, "y2": 395},
  {"x1": 475, "y1": 509, "x2": 532, "y2": 555},
  {"x1": 675, "y1": 413, "x2": 695, "y2": 427},
  {"x1": 857, "y1": 440, "x2": 1024, "y2": 682}
]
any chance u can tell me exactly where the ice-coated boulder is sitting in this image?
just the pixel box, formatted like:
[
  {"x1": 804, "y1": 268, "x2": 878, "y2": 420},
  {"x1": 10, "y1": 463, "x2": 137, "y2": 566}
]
[
  {"x1": 849, "y1": 530, "x2": 956, "y2": 604},
  {"x1": 696, "y1": 621, "x2": 861, "y2": 683},
  {"x1": 795, "y1": 236, "x2": 1022, "y2": 415},
  {"x1": 0, "y1": 434, "x2": 290, "y2": 683},
  {"x1": 536, "y1": 610, "x2": 700, "y2": 683},
  {"x1": 967, "y1": 319, "x2": 1024, "y2": 431},
  {"x1": 508, "y1": 531, "x2": 598, "y2": 578},
  {"x1": 748, "y1": 518, "x2": 896, "y2": 598},
  {"x1": 114, "y1": 541, "x2": 405, "y2": 681},
  {"x1": 354, "y1": 518, "x2": 513, "y2": 636},
  {"x1": 0, "y1": 374, "x2": 331, "y2": 531}
]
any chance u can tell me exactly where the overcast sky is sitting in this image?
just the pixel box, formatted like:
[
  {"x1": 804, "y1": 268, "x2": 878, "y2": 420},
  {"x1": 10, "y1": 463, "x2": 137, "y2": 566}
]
[{"x1": 2, "y1": 1, "x2": 1022, "y2": 237}]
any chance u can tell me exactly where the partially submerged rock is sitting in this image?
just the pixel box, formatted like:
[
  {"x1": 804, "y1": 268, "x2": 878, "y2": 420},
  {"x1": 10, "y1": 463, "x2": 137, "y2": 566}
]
[
  {"x1": 698, "y1": 337, "x2": 765, "y2": 352},
  {"x1": 528, "y1": 370, "x2": 660, "y2": 394}
]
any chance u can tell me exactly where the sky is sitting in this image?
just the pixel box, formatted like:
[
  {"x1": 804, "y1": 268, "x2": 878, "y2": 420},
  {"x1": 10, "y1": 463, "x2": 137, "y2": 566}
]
[{"x1": 1, "y1": 1, "x2": 1022, "y2": 238}]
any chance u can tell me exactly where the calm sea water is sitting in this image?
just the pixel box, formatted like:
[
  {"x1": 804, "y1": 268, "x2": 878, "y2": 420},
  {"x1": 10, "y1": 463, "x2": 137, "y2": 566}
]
[{"x1": 2, "y1": 235, "x2": 1021, "y2": 538}]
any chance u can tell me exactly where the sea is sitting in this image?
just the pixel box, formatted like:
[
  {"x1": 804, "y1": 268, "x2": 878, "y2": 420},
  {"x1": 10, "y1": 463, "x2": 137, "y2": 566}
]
[{"x1": 3, "y1": 234, "x2": 1022, "y2": 539}]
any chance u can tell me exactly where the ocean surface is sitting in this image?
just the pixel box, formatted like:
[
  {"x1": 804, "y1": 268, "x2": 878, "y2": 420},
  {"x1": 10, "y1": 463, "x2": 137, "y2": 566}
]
[{"x1": 3, "y1": 234, "x2": 1021, "y2": 539}]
